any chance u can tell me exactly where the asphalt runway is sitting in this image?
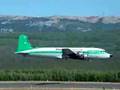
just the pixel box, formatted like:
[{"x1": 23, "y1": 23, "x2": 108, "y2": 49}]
[{"x1": 0, "y1": 81, "x2": 120, "y2": 89}]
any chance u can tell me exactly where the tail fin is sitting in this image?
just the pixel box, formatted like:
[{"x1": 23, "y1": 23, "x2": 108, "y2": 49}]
[{"x1": 16, "y1": 34, "x2": 32, "y2": 52}]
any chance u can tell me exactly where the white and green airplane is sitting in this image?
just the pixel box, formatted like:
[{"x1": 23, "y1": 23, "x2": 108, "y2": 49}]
[{"x1": 15, "y1": 34, "x2": 112, "y2": 59}]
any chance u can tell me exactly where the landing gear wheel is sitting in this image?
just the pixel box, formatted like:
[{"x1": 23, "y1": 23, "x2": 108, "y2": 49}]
[{"x1": 79, "y1": 55, "x2": 84, "y2": 59}]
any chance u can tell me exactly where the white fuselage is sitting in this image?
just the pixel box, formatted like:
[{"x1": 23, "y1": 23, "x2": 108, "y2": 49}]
[{"x1": 18, "y1": 47, "x2": 112, "y2": 59}]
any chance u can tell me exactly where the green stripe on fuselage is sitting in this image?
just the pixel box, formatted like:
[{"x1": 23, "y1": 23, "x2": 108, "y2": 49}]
[
  {"x1": 29, "y1": 51, "x2": 62, "y2": 56},
  {"x1": 80, "y1": 50, "x2": 105, "y2": 54}
]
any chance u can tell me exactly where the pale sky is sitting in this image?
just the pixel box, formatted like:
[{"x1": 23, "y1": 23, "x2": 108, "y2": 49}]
[{"x1": 0, "y1": 0, "x2": 119, "y2": 16}]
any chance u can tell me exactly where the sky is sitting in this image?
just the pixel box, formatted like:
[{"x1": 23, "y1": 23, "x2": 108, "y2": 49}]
[{"x1": 0, "y1": 0, "x2": 119, "y2": 16}]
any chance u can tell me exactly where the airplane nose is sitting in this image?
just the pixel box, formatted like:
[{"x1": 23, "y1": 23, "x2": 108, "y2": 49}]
[{"x1": 110, "y1": 54, "x2": 113, "y2": 58}]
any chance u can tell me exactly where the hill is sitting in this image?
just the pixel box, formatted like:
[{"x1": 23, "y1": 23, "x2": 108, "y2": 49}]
[{"x1": 0, "y1": 16, "x2": 120, "y2": 32}]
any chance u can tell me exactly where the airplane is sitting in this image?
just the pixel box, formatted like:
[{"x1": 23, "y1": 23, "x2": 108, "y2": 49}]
[{"x1": 15, "y1": 34, "x2": 112, "y2": 60}]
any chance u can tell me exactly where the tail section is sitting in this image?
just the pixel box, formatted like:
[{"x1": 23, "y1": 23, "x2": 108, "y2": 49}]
[{"x1": 16, "y1": 34, "x2": 32, "y2": 52}]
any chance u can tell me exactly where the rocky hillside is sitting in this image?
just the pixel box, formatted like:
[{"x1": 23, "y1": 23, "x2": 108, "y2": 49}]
[{"x1": 0, "y1": 16, "x2": 120, "y2": 32}]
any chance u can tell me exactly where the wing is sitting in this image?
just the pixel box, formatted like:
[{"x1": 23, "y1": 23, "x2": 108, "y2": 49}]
[{"x1": 62, "y1": 49, "x2": 84, "y2": 59}]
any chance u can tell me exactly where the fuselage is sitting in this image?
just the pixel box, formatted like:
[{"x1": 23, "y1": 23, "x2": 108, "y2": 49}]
[{"x1": 17, "y1": 47, "x2": 112, "y2": 59}]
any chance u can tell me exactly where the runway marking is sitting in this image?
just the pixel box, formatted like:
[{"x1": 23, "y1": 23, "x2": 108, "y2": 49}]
[{"x1": 0, "y1": 88, "x2": 118, "y2": 90}]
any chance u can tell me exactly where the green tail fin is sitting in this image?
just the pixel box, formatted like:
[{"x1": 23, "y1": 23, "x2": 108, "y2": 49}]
[{"x1": 16, "y1": 34, "x2": 32, "y2": 52}]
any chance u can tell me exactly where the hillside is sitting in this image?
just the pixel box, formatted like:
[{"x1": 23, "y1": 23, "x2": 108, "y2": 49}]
[{"x1": 0, "y1": 16, "x2": 120, "y2": 32}]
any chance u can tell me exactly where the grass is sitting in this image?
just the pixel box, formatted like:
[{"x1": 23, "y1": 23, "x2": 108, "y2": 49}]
[{"x1": 0, "y1": 70, "x2": 119, "y2": 81}]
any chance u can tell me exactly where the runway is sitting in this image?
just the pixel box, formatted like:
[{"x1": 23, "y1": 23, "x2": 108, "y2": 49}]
[{"x1": 0, "y1": 81, "x2": 120, "y2": 89}]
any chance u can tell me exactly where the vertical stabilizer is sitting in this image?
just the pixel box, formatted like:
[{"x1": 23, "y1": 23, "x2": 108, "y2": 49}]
[{"x1": 16, "y1": 34, "x2": 32, "y2": 52}]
